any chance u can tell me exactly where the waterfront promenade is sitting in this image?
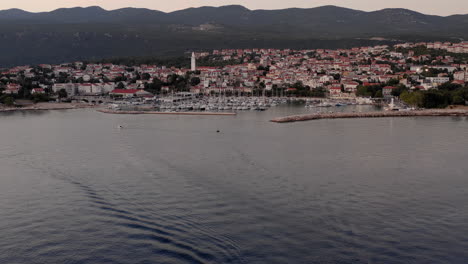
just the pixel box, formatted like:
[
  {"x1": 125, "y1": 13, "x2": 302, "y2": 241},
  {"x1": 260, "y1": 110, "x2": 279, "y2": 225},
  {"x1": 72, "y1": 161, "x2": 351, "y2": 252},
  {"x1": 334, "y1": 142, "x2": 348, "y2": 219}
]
[{"x1": 271, "y1": 109, "x2": 468, "y2": 123}]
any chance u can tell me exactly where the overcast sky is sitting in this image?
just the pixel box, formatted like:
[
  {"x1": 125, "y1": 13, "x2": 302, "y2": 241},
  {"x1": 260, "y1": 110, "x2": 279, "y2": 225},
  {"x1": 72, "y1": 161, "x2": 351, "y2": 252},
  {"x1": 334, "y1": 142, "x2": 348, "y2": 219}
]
[{"x1": 1, "y1": 0, "x2": 467, "y2": 16}]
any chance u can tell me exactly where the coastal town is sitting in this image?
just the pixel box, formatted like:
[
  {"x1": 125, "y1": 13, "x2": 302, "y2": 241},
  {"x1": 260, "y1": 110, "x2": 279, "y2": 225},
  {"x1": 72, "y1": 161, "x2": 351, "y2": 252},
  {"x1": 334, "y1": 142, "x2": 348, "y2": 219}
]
[{"x1": 1, "y1": 41, "x2": 468, "y2": 111}]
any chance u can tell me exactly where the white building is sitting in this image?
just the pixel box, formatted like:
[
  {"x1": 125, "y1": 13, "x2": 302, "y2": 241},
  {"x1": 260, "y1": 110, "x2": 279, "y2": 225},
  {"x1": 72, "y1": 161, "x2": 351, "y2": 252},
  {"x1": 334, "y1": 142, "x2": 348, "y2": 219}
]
[
  {"x1": 454, "y1": 71, "x2": 466, "y2": 81},
  {"x1": 77, "y1": 83, "x2": 93, "y2": 94},
  {"x1": 191, "y1": 52, "x2": 196, "y2": 71},
  {"x1": 52, "y1": 83, "x2": 77, "y2": 96},
  {"x1": 425, "y1": 77, "x2": 450, "y2": 85}
]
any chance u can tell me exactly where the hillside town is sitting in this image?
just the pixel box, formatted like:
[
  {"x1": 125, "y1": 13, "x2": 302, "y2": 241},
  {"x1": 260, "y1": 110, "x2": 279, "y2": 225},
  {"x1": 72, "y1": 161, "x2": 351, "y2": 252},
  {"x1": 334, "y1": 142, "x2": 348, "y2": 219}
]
[{"x1": 1, "y1": 41, "x2": 468, "y2": 109}]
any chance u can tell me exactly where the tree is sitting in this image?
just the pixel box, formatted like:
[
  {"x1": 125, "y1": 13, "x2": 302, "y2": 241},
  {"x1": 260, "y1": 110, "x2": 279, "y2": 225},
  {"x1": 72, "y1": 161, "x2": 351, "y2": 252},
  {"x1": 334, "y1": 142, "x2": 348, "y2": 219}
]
[
  {"x1": 423, "y1": 90, "x2": 450, "y2": 108},
  {"x1": 58, "y1": 89, "x2": 68, "y2": 98},
  {"x1": 141, "y1": 73, "x2": 151, "y2": 80},
  {"x1": 3, "y1": 96, "x2": 14, "y2": 106},
  {"x1": 439, "y1": 82, "x2": 462, "y2": 91},
  {"x1": 452, "y1": 95, "x2": 465, "y2": 105},
  {"x1": 144, "y1": 78, "x2": 163, "y2": 94},
  {"x1": 387, "y1": 78, "x2": 400, "y2": 86},
  {"x1": 400, "y1": 91, "x2": 424, "y2": 107},
  {"x1": 391, "y1": 85, "x2": 409, "y2": 97},
  {"x1": 31, "y1": 93, "x2": 50, "y2": 103},
  {"x1": 117, "y1": 82, "x2": 125, "y2": 89},
  {"x1": 190, "y1": 77, "x2": 201, "y2": 86}
]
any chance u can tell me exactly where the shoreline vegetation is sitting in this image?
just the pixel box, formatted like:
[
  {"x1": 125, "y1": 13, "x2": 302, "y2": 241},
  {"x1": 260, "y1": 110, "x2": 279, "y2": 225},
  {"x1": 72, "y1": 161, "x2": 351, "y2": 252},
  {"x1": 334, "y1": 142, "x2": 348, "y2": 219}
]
[{"x1": 271, "y1": 108, "x2": 468, "y2": 123}]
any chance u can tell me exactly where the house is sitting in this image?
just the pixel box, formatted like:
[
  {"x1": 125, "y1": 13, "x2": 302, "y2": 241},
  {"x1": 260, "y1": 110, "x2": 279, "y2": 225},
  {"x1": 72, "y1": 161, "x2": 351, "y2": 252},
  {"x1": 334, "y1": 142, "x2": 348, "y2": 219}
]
[
  {"x1": 452, "y1": 80, "x2": 465, "y2": 86},
  {"x1": 135, "y1": 90, "x2": 153, "y2": 97},
  {"x1": 363, "y1": 82, "x2": 379, "y2": 87},
  {"x1": 329, "y1": 86, "x2": 342, "y2": 97},
  {"x1": 4, "y1": 83, "x2": 21, "y2": 94},
  {"x1": 343, "y1": 81, "x2": 359, "y2": 93},
  {"x1": 454, "y1": 71, "x2": 466, "y2": 81},
  {"x1": 31, "y1": 88, "x2": 45, "y2": 94},
  {"x1": 110, "y1": 89, "x2": 140, "y2": 98},
  {"x1": 382, "y1": 86, "x2": 396, "y2": 98}
]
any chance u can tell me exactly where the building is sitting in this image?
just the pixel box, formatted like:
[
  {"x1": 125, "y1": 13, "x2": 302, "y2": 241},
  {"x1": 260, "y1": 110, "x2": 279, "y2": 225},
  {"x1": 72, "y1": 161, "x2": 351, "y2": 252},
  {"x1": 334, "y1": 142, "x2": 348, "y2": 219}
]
[
  {"x1": 31, "y1": 88, "x2": 45, "y2": 94},
  {"x1": 454, "y1": 71, "x2": 466, "y2": 82},
  {"x1": 110, "y1": 89, "x2": 140, "y2": 98},
  {"x1": 343, "y1": 81, "x2": 359, "y2": 93},
  {"x1": 52, "y1": 83, "x2": 77, "y2": 96},
  {"x1": 425, "y1": 77, "x2": 450, "y2": 85},
  {"x1": 383, "y1": 86, "x2": 396, "y2": 98},
  {"x1": 191, "y1": 52, "x2": 196, "y2": 71},
  {"x1": 4, "y1": 83, "x2": 21, "y2": 94},
  {"x1": 329, "y1": 86, "x2": 342, "y2": 97},
  {"x1": 77, "y1": 83, "x2": 94, "y2": 95}
]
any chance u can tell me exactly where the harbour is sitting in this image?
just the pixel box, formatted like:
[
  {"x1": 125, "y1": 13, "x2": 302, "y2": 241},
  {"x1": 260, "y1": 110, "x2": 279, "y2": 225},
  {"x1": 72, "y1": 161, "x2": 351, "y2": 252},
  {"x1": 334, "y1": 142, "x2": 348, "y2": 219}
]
[{"x1": 98, "y1": 109, "x2": 237, "y2": 115}]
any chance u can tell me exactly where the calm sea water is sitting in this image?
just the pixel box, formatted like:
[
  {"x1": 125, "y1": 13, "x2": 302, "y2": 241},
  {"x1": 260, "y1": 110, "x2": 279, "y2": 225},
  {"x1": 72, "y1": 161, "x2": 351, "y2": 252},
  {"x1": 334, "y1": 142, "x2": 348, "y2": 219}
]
[{"x1": 1, "y1": 105, "x2": 468, "y2": 264}]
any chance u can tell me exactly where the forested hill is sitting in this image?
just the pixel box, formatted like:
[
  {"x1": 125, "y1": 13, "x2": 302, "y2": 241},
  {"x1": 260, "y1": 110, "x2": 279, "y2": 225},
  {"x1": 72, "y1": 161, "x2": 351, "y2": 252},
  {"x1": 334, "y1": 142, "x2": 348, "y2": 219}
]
[{"x1": 0, "y1": 5, "x2": 467, "y2": 67}]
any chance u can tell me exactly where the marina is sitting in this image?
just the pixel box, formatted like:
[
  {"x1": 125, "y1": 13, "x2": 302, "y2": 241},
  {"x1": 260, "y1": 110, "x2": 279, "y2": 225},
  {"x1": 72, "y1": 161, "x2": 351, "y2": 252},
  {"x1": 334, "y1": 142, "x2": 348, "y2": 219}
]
[
  {"x1": 98, "y1": 109, "x2": 236, "y2": 115},
  {"x1": 108, "y1": 95, "x2": 291, "y2": 112}
]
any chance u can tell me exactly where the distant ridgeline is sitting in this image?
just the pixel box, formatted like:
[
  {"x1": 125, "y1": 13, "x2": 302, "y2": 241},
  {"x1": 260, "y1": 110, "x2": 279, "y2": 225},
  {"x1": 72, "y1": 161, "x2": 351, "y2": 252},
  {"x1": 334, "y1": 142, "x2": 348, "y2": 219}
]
[{"x1": 0, "y1": 5, "x2": 467, "y2": 66}]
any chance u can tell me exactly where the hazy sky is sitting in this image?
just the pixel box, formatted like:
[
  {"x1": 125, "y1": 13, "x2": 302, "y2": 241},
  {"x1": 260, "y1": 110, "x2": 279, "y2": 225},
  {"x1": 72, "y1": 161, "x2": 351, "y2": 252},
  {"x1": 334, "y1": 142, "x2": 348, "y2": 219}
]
[{"x1": 1, "y1": 0, "x2": 467, "y2": 16}]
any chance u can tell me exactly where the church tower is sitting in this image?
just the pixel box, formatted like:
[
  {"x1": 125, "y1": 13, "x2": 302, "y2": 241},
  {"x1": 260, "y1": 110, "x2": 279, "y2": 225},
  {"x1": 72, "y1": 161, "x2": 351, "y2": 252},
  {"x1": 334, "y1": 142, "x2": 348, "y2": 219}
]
[{"x1": 191, "y1": 52, "x2": 196, "y2": 71}]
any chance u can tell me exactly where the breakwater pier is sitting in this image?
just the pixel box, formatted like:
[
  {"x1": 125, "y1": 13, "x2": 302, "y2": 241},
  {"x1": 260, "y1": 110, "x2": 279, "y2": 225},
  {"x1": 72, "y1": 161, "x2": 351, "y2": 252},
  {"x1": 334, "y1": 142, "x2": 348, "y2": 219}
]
[{"x1": 271, "y1": 110, "x2": 468, "y2": 123}]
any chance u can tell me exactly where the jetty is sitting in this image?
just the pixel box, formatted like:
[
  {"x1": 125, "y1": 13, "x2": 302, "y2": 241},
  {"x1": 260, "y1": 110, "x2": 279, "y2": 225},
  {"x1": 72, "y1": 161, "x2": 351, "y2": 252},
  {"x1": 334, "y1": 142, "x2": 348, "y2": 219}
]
[
  {"x1": 98, "y1": 109, "x2": 236, "y2": 116},
  {"x1": 271, "y1": 110, "x2": 468, "y2": 123}
]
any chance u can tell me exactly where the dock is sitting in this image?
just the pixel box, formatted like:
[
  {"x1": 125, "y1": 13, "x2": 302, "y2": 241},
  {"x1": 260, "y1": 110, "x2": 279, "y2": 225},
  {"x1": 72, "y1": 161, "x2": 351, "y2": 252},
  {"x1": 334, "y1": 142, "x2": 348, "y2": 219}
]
[
  {"x1": 271, "y1": 110, "x2": 468, "y2": 123},
  {"x1": 97, "y1": 109, "x2": 236, "y2": 116}
]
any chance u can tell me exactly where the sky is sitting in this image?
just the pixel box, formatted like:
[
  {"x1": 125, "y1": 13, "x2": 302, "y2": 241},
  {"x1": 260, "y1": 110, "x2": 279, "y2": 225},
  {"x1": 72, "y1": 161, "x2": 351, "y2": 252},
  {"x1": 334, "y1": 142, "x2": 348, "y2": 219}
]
[{"x1": 0, "y1": 0, "x2": 467, "y2": 16}]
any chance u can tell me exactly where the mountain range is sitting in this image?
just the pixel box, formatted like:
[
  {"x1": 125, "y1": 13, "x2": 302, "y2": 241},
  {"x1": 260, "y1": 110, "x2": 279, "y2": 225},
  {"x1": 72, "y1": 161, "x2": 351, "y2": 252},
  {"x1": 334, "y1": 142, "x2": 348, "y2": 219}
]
[{"x1": 0, "y1": 5, "x2": 467, "y2": 67}]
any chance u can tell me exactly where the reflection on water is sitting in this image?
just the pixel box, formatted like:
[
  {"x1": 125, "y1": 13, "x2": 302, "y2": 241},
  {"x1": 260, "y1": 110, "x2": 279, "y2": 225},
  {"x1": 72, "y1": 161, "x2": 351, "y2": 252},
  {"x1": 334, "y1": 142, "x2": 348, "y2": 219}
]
[{"x1": 0, "y1": 106, "x2": 467, "y2": 264}]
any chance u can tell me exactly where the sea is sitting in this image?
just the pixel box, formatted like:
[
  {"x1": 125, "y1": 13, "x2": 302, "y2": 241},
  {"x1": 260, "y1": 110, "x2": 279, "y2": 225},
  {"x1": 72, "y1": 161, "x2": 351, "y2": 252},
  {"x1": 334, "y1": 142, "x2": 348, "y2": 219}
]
[{"x1": 1, "y1": 104, "x2": 467, "y2": 264}]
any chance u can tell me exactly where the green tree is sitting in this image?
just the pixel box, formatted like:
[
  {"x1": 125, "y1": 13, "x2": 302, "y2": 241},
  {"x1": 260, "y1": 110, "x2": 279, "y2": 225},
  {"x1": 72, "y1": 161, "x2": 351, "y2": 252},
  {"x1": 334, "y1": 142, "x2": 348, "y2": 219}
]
[
  {"x1": 391, "y1": 85, "x2": 409, "y2": 97},
  {"x1": 3, "y1": 96, "x2": 14, "y2": 106},
  {"x1": 190, "y1": 77, "x2": 201, "y2": 86},
  {"x1": 400, "y1": 91, "x2": 424, "y2": 107},
  {"x1": 452, "y1": 95, "x2": 465, "y2": 105},
  {"x1": 141, "y1": 73, "x2": 151, "y2": 80},
  {"x1": 58, "y1": 89, "x2": 68, "y2": 98},
  {"x1": 375, "y1": 90, "x2": 383, "y2": 98}
]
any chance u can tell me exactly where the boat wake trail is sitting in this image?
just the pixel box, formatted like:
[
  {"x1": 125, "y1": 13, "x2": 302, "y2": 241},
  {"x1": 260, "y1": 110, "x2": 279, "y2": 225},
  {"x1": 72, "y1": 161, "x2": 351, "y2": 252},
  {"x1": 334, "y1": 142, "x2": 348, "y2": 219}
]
[{"x1": 24, "y1": 147, "x2": 243, "y2": 263}]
